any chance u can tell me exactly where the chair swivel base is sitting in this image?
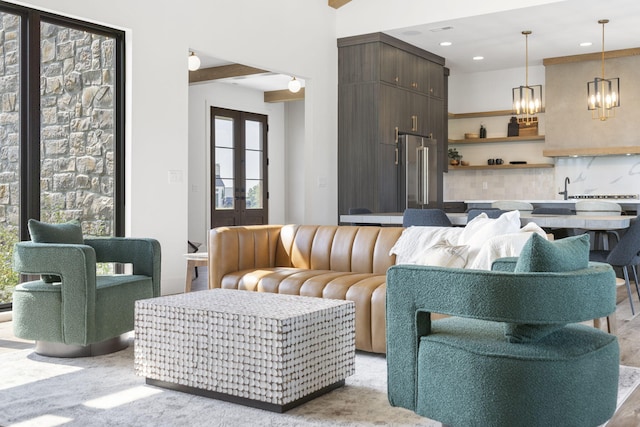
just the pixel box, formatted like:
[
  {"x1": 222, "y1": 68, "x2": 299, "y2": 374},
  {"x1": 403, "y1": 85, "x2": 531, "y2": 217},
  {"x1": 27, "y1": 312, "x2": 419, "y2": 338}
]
[{"x1": 34, "y1": 334, "x2": 129, "y2": 358}]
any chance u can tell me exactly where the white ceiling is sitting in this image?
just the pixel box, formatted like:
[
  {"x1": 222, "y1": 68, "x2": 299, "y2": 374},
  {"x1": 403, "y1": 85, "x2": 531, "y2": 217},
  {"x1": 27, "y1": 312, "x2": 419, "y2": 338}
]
[
  {"x1": 386, "y1": 0, "x2": 640, "y2": 74},
  {"x1": 194, "y1": 0, "x2": 640, "y2": 90}
]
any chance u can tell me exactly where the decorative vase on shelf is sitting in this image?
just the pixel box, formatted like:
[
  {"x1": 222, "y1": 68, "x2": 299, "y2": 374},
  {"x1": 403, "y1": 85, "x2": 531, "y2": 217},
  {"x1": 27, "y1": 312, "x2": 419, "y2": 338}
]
[
  {"x1": 479, "y1": 124, "x2": 487, "y2": 138},
  {"x1": 508, "y1": 116, "x2": 519, "y2": 137}
]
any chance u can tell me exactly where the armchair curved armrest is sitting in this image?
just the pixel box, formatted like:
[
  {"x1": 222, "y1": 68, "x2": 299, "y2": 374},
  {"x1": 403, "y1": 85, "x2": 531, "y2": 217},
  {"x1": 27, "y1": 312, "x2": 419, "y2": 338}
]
[
  {"x1": 84, "y1": 237, "x2": 161, "y2": 297},
  {"x1": 14, "y1": 241, "x2": 97, "y2": 282},
  {"x1": 14, "y1": 241, "x2": 98, "y2": 345},
  {"x1": 385, "y1": 262, "x2": 616, "y2": 410}
]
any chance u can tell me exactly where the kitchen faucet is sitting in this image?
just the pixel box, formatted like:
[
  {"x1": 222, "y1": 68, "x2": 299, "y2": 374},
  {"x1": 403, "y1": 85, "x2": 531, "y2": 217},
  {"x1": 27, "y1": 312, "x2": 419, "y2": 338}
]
[{"x1": 559, "y1": 177, "x2": 570, "y2": 200}]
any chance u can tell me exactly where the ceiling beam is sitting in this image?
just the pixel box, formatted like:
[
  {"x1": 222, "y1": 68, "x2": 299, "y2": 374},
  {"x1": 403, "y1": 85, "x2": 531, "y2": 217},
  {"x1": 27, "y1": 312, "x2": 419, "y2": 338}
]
[
  {"x1": 264, "y1": 88, "x2": 305, "y2": 103},
  {"x1": 329, "y1": 0, "x2": 351, "y2": 9},
  {"x1": 189, "y1": 63, "x2": 269, "y2": 84}
]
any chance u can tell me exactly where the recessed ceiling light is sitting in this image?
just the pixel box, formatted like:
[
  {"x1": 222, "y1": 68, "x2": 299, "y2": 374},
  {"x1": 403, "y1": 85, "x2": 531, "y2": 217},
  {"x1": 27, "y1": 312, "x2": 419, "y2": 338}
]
[
  {"x1": 440, "y1": 41, "x2": 452, "y2": 47},
  {"x1": 473, "y1": 56, "x2": 484, "y2": 61},
  {"x1": 580, "y1": 42, "x2": 593, "y2": 47},
  {"x1": 430, "y1": 26, "x2": 454, "y2": 32}
]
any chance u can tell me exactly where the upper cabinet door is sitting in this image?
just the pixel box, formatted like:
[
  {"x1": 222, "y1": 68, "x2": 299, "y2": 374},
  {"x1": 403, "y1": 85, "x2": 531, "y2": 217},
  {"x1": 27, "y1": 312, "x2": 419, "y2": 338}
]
[
  {"x1": 379, "y1": 43, "x2": 399, "y2": 85},
  {"x1": 427, "y1": 61, "x2": 445, "y2": 99}
]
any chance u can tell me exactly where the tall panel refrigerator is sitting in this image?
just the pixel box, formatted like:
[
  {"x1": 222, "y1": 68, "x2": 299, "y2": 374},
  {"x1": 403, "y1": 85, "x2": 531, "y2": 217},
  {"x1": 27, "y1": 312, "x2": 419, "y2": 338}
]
[{"x1": 397, "y1": 133, "x2": 442, "y2": 210}]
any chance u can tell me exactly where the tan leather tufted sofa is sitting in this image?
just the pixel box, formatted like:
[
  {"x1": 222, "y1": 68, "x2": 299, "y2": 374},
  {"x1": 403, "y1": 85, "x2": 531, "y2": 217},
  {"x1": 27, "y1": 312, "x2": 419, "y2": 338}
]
[{"x1": 208, "y1": 224, "x2": 403, "y2": 354}]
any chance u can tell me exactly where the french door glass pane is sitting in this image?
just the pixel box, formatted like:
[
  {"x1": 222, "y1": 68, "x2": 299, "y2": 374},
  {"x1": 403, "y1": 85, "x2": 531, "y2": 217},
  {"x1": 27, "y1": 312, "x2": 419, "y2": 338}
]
[
  {"x1": 245, "y1": 180, "x2": 262, "y2": 209},
  {"x1": 39, "y1": 21, "x2": 116, "y2": 238},
  {"x1": 245, "y1": 120, "x2": 263, "y2": 209},
  {"x1": 214, "y1": 116, "x2": 235, "y2": 210},
  {"x1": 0, "y1": 11, "x2": 21, "y2": 305},
  {"x1": 245, "y1": 120, "x2": 262, "y2": 150}
]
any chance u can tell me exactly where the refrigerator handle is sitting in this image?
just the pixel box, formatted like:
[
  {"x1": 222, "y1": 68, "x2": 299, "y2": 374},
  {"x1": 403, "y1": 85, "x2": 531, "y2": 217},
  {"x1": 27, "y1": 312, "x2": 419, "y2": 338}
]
[{"x1": 416, "y1": 146, "x2": 429, "y2": 205}]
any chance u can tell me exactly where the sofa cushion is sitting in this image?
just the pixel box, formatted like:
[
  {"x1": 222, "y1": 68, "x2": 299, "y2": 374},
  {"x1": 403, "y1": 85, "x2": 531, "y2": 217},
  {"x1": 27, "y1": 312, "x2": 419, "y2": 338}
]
[
  {"x1": 506, "y1": 233, "x2": 591, "y2": 343},
  {"x1": 28, "y1": 219, "x2": 84, "y2": 283}
]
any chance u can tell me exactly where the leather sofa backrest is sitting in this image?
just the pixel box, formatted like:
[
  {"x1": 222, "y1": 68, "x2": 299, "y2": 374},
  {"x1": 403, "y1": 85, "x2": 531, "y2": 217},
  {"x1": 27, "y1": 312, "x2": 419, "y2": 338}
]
[{"x1": 277, "y1": 225, "x2": 403, "y2": 274}]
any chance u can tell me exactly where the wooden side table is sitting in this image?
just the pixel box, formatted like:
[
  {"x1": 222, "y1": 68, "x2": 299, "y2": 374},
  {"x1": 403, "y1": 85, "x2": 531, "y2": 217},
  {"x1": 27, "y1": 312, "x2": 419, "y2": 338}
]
[{"x1": 183, "y1": 252, "x2": 208, "y2": 292}]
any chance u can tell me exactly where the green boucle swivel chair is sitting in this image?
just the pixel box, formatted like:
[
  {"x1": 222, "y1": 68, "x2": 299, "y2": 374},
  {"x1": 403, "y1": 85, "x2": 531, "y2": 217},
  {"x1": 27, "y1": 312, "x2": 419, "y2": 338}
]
[
  {"x1": 386, "y1": 234, "x2": 619, "y2": 427},
  {"x1": 13, "y1": 233, "x2": 161, "y2": 358}
]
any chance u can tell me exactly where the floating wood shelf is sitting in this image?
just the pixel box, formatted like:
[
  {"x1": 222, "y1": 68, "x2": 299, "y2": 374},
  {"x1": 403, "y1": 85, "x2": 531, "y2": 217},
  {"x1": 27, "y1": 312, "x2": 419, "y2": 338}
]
[
  {"x1": 543, "y1": 146, "x2": 640, "y2": 157},
  {"x1": 448, "y1": 109, "x2": 546, "y2": 119},
  {"x1": 449, "y1": 135, "x2": 545, "y2": 144},
  {"x1": 448, "y1": 163, "x2": 554, "y2": 171}
]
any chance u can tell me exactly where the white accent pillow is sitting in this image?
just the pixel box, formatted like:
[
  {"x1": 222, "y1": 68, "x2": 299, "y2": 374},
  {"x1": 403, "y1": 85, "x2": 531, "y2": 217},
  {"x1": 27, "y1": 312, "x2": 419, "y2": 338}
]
[
  {"x1": 467, "y1": 222, "x2": 549, "y2": 270},
  {"x1": 419, "y1": 240, "x2": 469, "y2": 268},
  {"x1": 458, "y1": 210, "x2": 521, "y2": 248}
]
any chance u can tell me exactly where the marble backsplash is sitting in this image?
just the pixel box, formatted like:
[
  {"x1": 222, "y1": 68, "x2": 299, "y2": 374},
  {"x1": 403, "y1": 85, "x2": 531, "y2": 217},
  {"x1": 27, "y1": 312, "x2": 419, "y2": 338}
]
[{"x1": 444, "y1": 155, "x2": 640, "y2": 201}]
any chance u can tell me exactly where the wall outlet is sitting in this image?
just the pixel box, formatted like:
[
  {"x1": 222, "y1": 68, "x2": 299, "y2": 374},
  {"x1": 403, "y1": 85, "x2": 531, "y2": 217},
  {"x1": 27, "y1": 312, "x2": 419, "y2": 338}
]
[{"x1": 482, "y1": 181, "x2": 488, "y2": 190}]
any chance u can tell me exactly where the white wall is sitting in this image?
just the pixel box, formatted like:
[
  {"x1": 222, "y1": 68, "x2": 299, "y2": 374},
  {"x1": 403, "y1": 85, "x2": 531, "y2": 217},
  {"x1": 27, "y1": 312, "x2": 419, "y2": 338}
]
[
  {"x1": 187, "y1": 81, "x2": 286, "y2": 245},
  {"x1": 12, "y1": 0, "x2": 338, "y2": 295},
  {"x1": 284, "y1": 101, "x2": 306, "y2": 224}
]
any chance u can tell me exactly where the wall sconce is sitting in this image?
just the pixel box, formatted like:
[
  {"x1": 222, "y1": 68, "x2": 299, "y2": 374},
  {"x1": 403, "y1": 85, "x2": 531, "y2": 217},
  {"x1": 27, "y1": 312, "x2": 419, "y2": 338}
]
[
  {"x1": 188, "y1": 51, "x2": 201, "y2": 71},
  {"x1": 512, "y1": 31, "x2": 542, "y2": 126},
  {"x1": 288, "y1": 77, "x2": 301, "y2": 93},
  {"x1": 587, "y1": 19, "x2": 620, "y2": 121}
]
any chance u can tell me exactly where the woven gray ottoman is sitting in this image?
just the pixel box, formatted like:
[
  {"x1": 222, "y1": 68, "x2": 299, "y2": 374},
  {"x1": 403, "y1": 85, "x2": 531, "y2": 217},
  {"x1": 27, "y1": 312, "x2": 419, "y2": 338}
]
[{"x1": 134, "y1": 289, "x2": 355, "y2": 412}]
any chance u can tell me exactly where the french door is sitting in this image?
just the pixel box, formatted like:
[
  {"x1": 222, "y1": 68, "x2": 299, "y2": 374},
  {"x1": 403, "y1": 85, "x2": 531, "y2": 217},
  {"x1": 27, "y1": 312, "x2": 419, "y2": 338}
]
[{"x1": 211, "y1": 107, "x2": 268, "y2": 227}]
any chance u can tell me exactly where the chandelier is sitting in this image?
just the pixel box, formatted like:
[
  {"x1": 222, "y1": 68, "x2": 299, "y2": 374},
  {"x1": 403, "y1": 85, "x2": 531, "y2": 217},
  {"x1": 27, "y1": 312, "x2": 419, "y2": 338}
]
[
  {"x1": 587, "y1": 19, "x2": 620, "y2": 121},
  {"x1": 512, "y1": 31, "x2": 542, "y2": 127}
]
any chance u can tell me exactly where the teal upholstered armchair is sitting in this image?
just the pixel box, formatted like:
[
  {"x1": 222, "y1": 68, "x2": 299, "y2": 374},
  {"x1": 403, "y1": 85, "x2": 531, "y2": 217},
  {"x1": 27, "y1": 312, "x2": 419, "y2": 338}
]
[
  {"x1": 386, "y1": 234, "x2": 619, "y2": 427},
  {"x1": 12, "y1": 223, "x2": 161, "y2": 357}
]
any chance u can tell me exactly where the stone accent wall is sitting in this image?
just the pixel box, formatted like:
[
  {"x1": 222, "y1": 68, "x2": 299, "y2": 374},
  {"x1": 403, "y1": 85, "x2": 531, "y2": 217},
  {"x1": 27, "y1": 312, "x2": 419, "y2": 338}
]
[
  {"x1": 0, "y1": 13, "x2": 20, "y2": 229},
  {"x1": 0, "y1": 13, "x2": 116, "y2": 237}
]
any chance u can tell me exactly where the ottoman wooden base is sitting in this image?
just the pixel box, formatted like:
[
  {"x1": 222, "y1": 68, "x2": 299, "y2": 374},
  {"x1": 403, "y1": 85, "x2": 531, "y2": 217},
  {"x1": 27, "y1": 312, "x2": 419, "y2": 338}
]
[{"x1": 146, "y1": 378, "x2": 345, "y2": 413}]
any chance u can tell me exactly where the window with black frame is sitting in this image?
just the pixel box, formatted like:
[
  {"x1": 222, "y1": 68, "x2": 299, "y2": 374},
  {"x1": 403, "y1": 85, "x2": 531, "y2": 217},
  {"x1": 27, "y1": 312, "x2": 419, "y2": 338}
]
[{"x1": 0, "y1": 2, "x2": 125, "y2": 310}]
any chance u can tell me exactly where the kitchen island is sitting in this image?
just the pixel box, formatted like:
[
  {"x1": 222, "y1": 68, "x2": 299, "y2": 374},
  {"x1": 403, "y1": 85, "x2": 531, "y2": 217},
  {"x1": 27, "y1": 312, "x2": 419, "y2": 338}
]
[
  {"x1": 464, "y1": 198, "x2": 640, "y2": 214},
  {"x1": 339, "y1": 211, "x2": 635, "y2": 230}
]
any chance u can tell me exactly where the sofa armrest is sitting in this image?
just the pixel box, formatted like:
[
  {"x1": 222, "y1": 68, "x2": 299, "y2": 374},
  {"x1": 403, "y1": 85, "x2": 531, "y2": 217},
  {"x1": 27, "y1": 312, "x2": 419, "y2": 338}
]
[
  {"x1": 208, "y1": 225, "x2": 285, "y2": 288},
  {"x1": 85, "y1": 237, "x2": 161, "y2": 297}
]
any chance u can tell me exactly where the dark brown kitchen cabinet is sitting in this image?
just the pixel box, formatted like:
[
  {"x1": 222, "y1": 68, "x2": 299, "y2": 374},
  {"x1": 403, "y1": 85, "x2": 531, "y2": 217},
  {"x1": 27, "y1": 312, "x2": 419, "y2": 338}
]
[{"x1": 337, "y1": 33, "x2": 448, "y2": 219}]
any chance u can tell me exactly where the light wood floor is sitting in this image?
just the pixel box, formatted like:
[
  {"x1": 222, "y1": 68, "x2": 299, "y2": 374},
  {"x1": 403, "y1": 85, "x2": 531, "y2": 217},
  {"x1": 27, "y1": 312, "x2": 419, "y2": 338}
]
[{"x1": 1, "y1": 269, "x2": 639, "y2": 426}]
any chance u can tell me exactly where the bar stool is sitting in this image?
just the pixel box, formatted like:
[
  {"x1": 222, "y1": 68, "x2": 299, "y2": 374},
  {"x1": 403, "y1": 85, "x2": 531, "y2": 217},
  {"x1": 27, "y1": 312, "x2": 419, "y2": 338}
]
[{"x1": 575, "y1": 200, "x2": 622, "y2": 250}]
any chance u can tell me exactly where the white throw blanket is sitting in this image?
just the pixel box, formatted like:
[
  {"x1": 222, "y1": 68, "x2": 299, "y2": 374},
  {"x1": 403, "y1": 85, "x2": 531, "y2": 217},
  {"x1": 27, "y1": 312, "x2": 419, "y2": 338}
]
[{"x1": 389, "y1": 212, "x2": 548, "y2": 270}]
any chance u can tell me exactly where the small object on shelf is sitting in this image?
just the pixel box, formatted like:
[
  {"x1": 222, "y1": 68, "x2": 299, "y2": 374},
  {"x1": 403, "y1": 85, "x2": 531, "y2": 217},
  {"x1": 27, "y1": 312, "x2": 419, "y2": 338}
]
[
  {"x1": 508, "y1": 116, "x2": 519, "y2": 137},
  {"x1": 509, "y1": 161, "x2": 527, "y2": 164},
  {"x1": 464, "y1": 133, "x2": 479, "y2": 139},
  {"x1": 495, "y1": 158, "x2": 504, "y2": 165},
  {"x1": 460, "y1": 161, "x2": 470, "y2": 166},
  {"x1": 518, "y1": 116, "x2": 538, "y2": 136},
  {"x1": 487, "y1": 159, "x2": 495, "y2": 165},
  {"x1": 448, "y1": 148, "x2": 462, "y2": 166},
  {"x1": 479, "y1": 124, "x2": 487, "y2": 138}
]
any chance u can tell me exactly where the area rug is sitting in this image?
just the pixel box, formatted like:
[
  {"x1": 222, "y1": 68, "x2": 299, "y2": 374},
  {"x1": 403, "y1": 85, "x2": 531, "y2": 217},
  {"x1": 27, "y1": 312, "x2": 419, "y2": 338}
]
[{"x1": 0, "y1": 342, "x2": 639, "y2": 427}]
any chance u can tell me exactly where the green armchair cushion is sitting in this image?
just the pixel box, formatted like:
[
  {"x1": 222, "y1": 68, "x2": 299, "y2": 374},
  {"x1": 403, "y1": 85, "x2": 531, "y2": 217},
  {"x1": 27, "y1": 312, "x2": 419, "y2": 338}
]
[
  {"x1": 506, "y1": 233, "x2": 591, "y2": 343},
  {"x1": 28, "y1": 219, "x2": 84, "y2": 283}
]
